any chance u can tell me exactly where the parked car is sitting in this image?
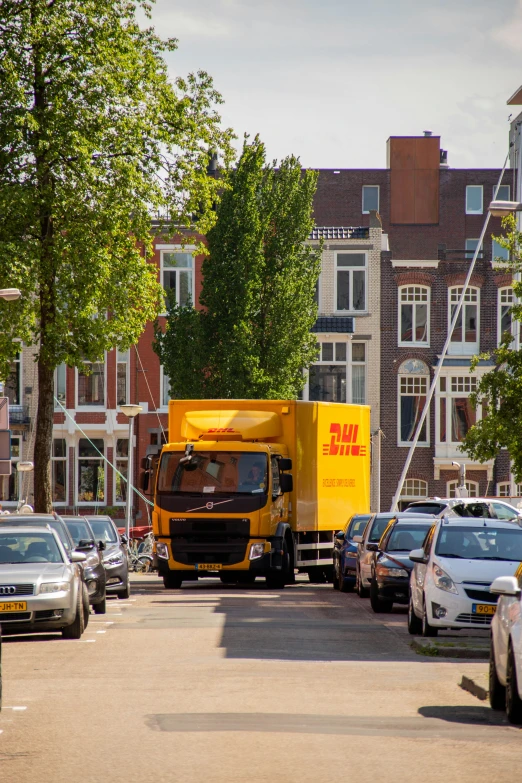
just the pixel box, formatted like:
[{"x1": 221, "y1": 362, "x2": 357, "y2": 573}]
[
  {"x1": 489, "y1": 569, "x2": 522, "y2": 724},
  {"x1": 353, "y1": 512, "x2": 435, "y2": 597},
  {"x1": 85, "y1": 516, "x2": 130, "y2": 599},
  {"x1": 404, "y1": 497, "x2": 522, "y2": 521},
  {"x1": 62, "y1": 516, "x2": 107, "y2": 614},
  {"x1": 333, "y1": 513, "x2": 373, "y2": 592},
  {"x1": 408, "y1": 518, "x2": 522, "y2": 637},
  {"x1": 368, "y1": 518, "x2": 434, "y2": 612},
  {"x1": 0, "y1": 526, "x2": 87, "y2": 638}
]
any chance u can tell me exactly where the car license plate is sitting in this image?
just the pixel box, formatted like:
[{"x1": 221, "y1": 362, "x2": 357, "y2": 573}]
[
  {"x1": 472, "y1": 603, "x2": 496, "y2": 615},
  {"x1": 0, "y1": 601, "x2": 27, "y2": 612},
  {"x1": 196, "y1": 564, "x2": 222, "y2": 571}
]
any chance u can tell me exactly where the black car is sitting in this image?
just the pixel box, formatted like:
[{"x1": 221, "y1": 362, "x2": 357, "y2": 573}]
[
  {"x1": 369, "y1": 518, "x2": 434, "y2": 613},
  {"x1": 86, "y1": 516, "x2": 130, "y2": 599},
  {"x1": 62, "y1": 516, "x2": 107, "y2": 614},
  {"x1": 333, "y1": 513, "x2": 373, "y2": 592}
]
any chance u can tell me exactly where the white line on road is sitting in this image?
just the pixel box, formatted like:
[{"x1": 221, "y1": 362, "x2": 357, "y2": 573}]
[{"x1": 3, "y1": 707, "x2": 27, "y2": 711}]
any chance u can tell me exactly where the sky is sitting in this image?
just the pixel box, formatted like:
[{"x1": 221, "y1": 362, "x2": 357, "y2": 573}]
[{"x1": 146, "y1": 0, "x2": 522, "y2": 169}]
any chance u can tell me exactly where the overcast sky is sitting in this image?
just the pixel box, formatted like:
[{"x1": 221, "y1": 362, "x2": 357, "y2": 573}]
[{"x1": 147, "y1": 0, "x2": 522, "y2": 169}]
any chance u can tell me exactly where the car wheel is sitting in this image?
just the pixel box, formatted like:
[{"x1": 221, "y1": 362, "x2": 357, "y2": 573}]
[
  {"x1": 333, "y1": 558, "x2": 340, "y2": 591},
  {"x1": 163, "y1": 572, "x2": 183, "y2": 589},
  {"x1": 62, "y1": 588, "x2": 85, "y2": 639},
  {"x1": 82, "y1": 583, "x2": 90, "y2": 628},
  {"x1": 93, "y1": 596, "x2": 106, "y2": 615},
  {"x1": 506, "y1": 644, "x2": 522, "y2": 724},
  {"x1": 370, "y1": 578, "x2": 393, "y2": 613},
  {"x1": 489, "y1": 638, "x2": 506, "y2": 710},
  {"x1": 407, "y1": 594, "x2": 422, "y2": 635},
  {"x1": 356, "y1": 565, "x2": 369, "y2": 598},
  {"x1": 421, "y1": 596, "x2": 438, "y2": 637},
  {"x1": 117, "y1": 577, "x2": 131, "y2": 599}
]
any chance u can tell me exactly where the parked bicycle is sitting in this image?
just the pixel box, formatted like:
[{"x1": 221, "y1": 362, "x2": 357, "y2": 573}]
[{"x1": 127, "y1": 531, "x2": 155, "y2": 573}]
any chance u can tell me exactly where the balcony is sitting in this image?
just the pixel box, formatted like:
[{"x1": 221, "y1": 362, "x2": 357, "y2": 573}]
[
  {"x1": 309, "y1": 226, "x2": 370, "y2": 240},
  {"x1": 9, "y1": 405, "x2": 30, "y2": 426}
]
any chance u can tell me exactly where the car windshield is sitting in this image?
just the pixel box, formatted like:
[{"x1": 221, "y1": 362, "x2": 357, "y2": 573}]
[
  {"x1": 435, "y1": 526, "x2": 522, "y2": 561},
  {"x1": 387, "y1": 524, "x2": 432, "y2": 552},
  {"x1": 0, "y1": 532, "x2": 63, "y2": 564},
  {"x1": 157, "y1": 452, "x2": 269, "y2": 495},
  {"x1": 0, "y1": 517, "x2": 72, "y2": 553},
  {"x1": 405, "y1": 503, "x2": 446, "y2": 515},
  {"x1": 347, "y1": 514, "x2": 372, "y2": 538},
  {"x1": 369, "y1": 515, "x2": 395, "y2": 543},
  {"x1": 88, "y1": 519, "x2": 118, "y2": 544},
  {"x1": 64, "y1": 519, "x2": 94, "y2": 546},
  {"x1": 452, "y1": 502, "x2": 492, "y2": 518}
]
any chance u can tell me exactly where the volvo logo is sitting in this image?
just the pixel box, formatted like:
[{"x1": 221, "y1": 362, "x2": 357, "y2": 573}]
[
  {"x1": 0, "y1": 586, "x2": 16, "y2": 595},
  {"x1": 206, "y1": 502, "x2": 214, "y2": 510}
]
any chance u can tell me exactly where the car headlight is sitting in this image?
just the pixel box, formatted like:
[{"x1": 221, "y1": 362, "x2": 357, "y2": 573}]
[
  {"x1": 39, "y1": 581, "x2": 70, "y2": 594},
  {"x1": 432, "y1": 563, "x2": 458, "y2": 594},
  {"x1": 156, "y1": 542, "x2": 169, "y2": 560},
  {"x1": 249, "y1": 543, "x2": 265, "y2": 561},
  {"x1": 103, "y1": 554, "x2": 124, "y2": 567},
  {"x1": 376, "y1": 565, "x2": 409, "y2": 578}
]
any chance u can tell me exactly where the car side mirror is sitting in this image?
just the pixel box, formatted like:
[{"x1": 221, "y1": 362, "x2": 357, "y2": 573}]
[
  {"x1": 335, "y1": 531, "x2": 345, "y2": 540},
  {"x1": 120, "y1": 534, "x2": 128, "y2": 545},
  {"x1": 71, "y1": 551, "x2": 87, "y2": 563},
  {"x1": 280, "y1": 473, "x2": 293, "y2": 494},
  {"x1": 490, "y1": 576, "x2": 521, "y2": 596},
  {"x1": 367, "y1": 543, "x2": 379, "y2": 552},
  {"x1": 352, "y1": 535, "x2": 363, "y2": 544},
  {"x1": 98, "y1": 540, "x2": 106, "y2": 551},
  {"x1": 409, "y1": 548, "x2": 428, "y2": 564}
]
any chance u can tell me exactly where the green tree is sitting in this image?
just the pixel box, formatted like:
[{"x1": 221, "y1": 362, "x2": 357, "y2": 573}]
[
  {"x1": 461, "y1": 214, "x2": 522, "y2": 479},
  {"x1": 0, "y1": 0, "x2": 233, "y2": 511},
  {"x1": 155, "y1": 137, "x2": 321, "y2": 399}
]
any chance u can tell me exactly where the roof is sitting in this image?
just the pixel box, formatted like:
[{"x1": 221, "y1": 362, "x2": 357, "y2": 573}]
[
  {"x1": 311, "y1": 317, "x2": 354, "y2": 334},
  {"x1": 309, "y1": 227, "x2": 369, "y2": 240},
  {"x1": 507, "y1": 84, "x2": 522, "y2": 105}
]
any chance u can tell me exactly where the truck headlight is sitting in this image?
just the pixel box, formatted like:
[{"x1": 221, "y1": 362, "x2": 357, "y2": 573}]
[
  {"x1": 39, "y1": 581, "x2": 70, "y2": 594},
  {"x1": 156, "y1": 542, "x2": 169, "y2": 560},
  {"x1": 249, "y1": 543, "x2": 265, "y2": 561},
  {"x1": 432, "y1": 563, "x2": 458, "y2": 594}
]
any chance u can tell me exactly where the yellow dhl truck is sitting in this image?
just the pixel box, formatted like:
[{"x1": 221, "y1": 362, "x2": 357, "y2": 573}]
[{"x1": 149, "y1": 399, "x2": 370, "y2": 588}]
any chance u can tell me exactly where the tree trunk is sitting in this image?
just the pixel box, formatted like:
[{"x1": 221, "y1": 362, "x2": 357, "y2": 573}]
[{"x1": 33, "y1": 358, "x2": 54, "y2": 512}]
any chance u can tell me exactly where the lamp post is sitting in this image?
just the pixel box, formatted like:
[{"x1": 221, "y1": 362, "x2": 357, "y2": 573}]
[
  {"x1": 16, "y1": 460, "x2": 34, "y2": 510},
  {"x1": 0, "y1": 289, "x2": 21, "y2": 301},
  {"x1": 119, "y1": 404, "x2": 142, "y2": 540}
]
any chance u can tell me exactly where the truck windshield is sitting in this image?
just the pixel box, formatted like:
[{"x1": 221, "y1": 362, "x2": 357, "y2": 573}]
[{"x1": 157, "y1": 452, "x2": 268, "y2": 495}]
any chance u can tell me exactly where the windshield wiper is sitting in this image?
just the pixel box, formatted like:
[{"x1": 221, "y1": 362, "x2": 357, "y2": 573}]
[
  {"x1": 437, "y1": 553, "x2": 466, "y2": 558},
  {"x1": 478, "y1": 556, "x2": 519, "y2": 561}
]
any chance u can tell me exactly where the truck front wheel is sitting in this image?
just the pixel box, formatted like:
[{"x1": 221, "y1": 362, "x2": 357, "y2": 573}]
[
  {"x1": 266, "y1": 539, "x2": 290, "y2": 589},
  {"x1": 163, "y1": 572, "x2": 183, "y2": 589}
]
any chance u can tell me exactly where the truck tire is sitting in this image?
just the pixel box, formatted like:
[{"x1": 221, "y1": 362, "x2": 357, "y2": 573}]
[
  {"x1": 163, "y1": 572, "x2": 183, "y2": 589},
  {"x1": 266, "y1": 540, "x2": 289, "y2": 589},
  {"x1": 307, "y1": 567, "x2": 327, "y2": 584}
]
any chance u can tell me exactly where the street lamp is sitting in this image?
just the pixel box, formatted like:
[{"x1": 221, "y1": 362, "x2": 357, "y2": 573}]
[
  {"x1": 489, "y1": 200, "x2": 522, "y2": 217},
  {"x1": 119, "y1": 404, "x2": 142, "y2": 540},
  {"x1": 16, "y1": 460, "x2": 34, "y2": 510},
  {"x1": 0, "y1": 289, "x2": 21, "y2": 301}
]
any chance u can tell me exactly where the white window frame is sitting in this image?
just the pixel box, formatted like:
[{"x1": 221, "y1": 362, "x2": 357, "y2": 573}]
[
  {"x1": 76, "y1": 355, "x2": 107, "y2": 410},
  {"x1": 465, "y1": 238, "x2": 482, "y2": 259},
  {"x1": 492, "y1": 238, "x2": 509, "y2": 265},
  {"x1": 436, "y1": 374, "x2": 481, "y2": 447},
  {"x1": 400, "y1": 479, "x2": 428, "y2": 500},
  {"x1": 492, "y1": 184, "x2": 510, "y2": 201},
  {"x1": 160, "y1": 365, "x2": 171, "y2": 410},
  {"x1": 76, "y1": 437, "x2": 106, "y2": 506},
  {"x1": 397, "y1": 365, "x2": 430, "y2": 447},
  {"x1": 447, "y1": 479, "x2": 479, "y2": 498},
  {"x1": 362, "y1": 185, "x2": 379, "y2": 214},
  {"x1": 466, "y1": 185, "x2": 483, "y2": 215},
  {"x1": 4, "y1": 350, "x2": 22, "y2": 406},
  {"x1": 334, "y1": 251, "x2": 368, "y2": 314},
  {"x1": 303, "y1": 337, "x2": 367, "y2": 404},
  {"x1": 158, "y1": 244, "x2": 196, "y2": 316},
  {"x1": 116, "y1": 348, "x2": 130, "y2": 407},
  {"x1": 52, "y1": 438, "x2": 68, "y2": 506},
  {"x1": 498, "y1": 286, "x2": 514, "y2": 346},
  {"x1": 0, "y1": 434, "x2": 21, "y2": 506},
  {"x1": 114, "y1": 437, "x2": 129, "y2": 506},
  {"x1": 398, "y1": 286, "x2": 430, "y2": 347},
  {"x1": 448, "y1": 286, "x2": 480, "y2": 355},
  {"x1": 54, "y1": 364, "x2": 66, "y2": 410}
]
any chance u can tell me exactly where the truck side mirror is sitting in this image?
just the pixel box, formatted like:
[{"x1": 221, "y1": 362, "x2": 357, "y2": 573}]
[
  {"x1": 280, "y1": 473, "x2": 293, "y2": 494},
  {"x1": 140, "y1": 471, "x2": 150, "y2": 492},
  {"x1": 279, "y1": 458, "x2": 292, "y2": 472}
]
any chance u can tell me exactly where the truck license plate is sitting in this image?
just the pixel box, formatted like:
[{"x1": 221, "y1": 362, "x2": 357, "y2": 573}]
[{"x1": 196, "y1": 564, "x2": 222, "y2": 571}]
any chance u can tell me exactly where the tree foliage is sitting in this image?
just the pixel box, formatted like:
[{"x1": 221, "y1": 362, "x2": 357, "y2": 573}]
[
  {"x1": 0, "y1": 0, "x2": 234, "y2": 510},
  {"x1": 462, "y1": 214, "x2": 522, "y2": 479},
  {"x1": 155, "y1": 137, "x2": 321, "y2": 400}
]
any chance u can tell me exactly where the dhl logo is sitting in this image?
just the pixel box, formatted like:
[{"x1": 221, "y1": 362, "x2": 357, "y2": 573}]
[
  {"x1": 207, "y1": 428, "x2": 236, "y2": 433},
  {"x1": 323, "y1": 423, "x2": 367, "y2": 457}
]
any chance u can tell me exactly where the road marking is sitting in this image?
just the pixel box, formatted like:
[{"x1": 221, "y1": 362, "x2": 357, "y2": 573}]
[
  {"x1": 96, "y1": 630, "x2": 106, "y2": 634},
  {"x1": 3, "y1": 706, "x2": 27, "y2": 711},
  {"x1": 80, "y1": 639, "x2": 96, "y2": 643},
  {"x1": 90, "y1": 621, "x2": 114, "y2": 625},
  {"x1": 107, "y1": 612, "x2": 122, "y2": 616}
]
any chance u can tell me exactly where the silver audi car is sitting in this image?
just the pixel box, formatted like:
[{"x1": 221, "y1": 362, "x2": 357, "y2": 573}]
[{"x1": 0, "y1": 526, "x2": 87, "y2": 638}]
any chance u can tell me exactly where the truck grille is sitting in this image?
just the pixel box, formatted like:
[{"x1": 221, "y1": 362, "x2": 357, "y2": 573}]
[
  {"x1": 169, "y1": 518, "x2": 250, "y2": 566},
  {"x1": 0, "y1": 583, "x2": 34, "y2": 595}
]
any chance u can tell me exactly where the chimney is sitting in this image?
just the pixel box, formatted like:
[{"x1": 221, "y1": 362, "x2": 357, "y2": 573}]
[{"x1": 423, "y1": 130, "x2": 433, "y2": 137}]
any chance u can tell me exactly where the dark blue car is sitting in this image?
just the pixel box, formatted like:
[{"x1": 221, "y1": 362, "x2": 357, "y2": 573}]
[{"x1": 333, "y1": 513, "x2": 373, "y2": 592}]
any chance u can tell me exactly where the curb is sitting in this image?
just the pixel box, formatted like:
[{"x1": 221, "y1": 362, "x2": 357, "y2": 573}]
[
  {"x1": 459, "y1": 674, "x2": 488, "y2": 701},
  {"x1": 410, "y1": 638, "x2": 489, "y2": 659}
]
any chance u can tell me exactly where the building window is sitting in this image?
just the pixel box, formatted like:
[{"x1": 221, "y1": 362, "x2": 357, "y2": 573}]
[
  {"x1": 465, "y1": 239, "x2": 483, "y2": 259},
  {"x1": 52, "y1": 439, "x2": 67, "y2": 504},
  {"x1": 492, "y1": 184, "x2": 510, "y2": 201},
  {"x1": 399, "y1": 286, "x2": 429, "y2": 345},
  {"x1": 308, "y1": 341, "x2": 366, "y2": 404},
  {"x1": 447, "y1": 480, "x2": 479, "y2": 498},
  {"x1": 466, "y1": 185, "x2": 483, "y2": 215},
  {"x1": 115, "y1": 438, "x2": 128, "y2": 504},
  {"x1": 335, "y1": 252, "x2": 367, "y2": 313},
  {"x1": 161, "y1": 367, "x2": 171, "y2": 408},
  {"x1": 448, "y1": 287, "x2": 479, "y2": 355},
  {"x1": 438, "y1": 375, "x2": 479, "y2": 444},
  {"x1": 362, "y1": 185, "x2": 379, "y2": 214},
  {"x1": 116, "y1": 349, "x2": 129, "y2": 406},
  {"x1": 400, "y1": 479, "x2": 428, "y2": 499},
  {"x1": 492, "y1": 239, "x2": 509, "y2": 264},
  {"x1": 77, "y1": 360, "x2": 105, "y2": 407},
  {"x1": 399, "y1": 376, "x2": 428, "y2": 445},
  {"x1": 498, "y1": 287, "x2": 514, "y2": 345},
  {"x1": 77, "y1": 438, "x2": 105, "y2": 503},
  {"x1": 4, "y1": 353, "x2": 21, "y2": 406},
  {"x1": 497, "y1": 480, "x2": 522, "y2": 497},
  {"x1": 161, "y1": 251, "x2": 194, "y2": 310},
  {"x1": 54, "y1": 364, "x2": 66, "y2": 409},
  {"x1": 0, "y1": 435, "x2": 21, "y2": 503}
]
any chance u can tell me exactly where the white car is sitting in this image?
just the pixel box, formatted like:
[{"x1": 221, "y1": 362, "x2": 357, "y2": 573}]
[
  {"x1": 408, "y1": 518, "x2": 522, "y2": 637},
  {"x1": 404, "y1": 497, "x2": 522, "y2": 522},
  {"x1": 489, "y1": 571, "x2": 522, "y2": 724}
]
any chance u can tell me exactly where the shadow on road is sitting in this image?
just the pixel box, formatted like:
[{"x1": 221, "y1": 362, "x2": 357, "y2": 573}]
[{"x1": 418, "y1": 705, "x2": 512, "y2": 727}]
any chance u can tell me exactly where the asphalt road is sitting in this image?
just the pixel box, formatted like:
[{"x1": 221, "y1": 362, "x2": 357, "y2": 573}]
[{"x1": 1, "y1": 574, "x2": 521, "y2": 783}]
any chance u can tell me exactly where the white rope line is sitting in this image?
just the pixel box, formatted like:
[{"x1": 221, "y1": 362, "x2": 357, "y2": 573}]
[{"x1": 133, "y1": 344, "x2": 167, "y2": 440}]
